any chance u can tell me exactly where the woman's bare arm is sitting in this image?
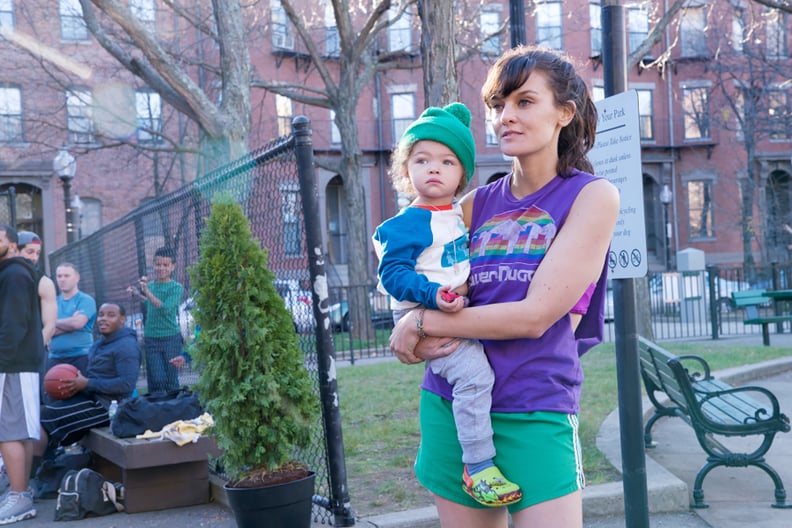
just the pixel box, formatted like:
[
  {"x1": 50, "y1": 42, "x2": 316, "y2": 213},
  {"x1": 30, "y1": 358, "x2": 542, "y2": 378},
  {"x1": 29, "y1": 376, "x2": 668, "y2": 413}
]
[{"x1": 390, "y1": 179, "x2": 619, "y2": 358}]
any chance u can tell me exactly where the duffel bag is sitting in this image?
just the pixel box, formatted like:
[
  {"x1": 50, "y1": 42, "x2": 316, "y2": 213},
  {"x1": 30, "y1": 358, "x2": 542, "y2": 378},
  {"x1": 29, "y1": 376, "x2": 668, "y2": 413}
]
[{"x1": 110, "y1": 388, "x2": 203, "y2": 438}]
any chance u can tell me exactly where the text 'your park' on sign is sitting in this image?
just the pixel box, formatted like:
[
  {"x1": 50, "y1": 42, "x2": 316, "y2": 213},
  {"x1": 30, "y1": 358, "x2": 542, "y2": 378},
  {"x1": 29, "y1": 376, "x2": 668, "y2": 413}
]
[{"x1": 589, "y1": 89, "x2": 647, "y2": 279}]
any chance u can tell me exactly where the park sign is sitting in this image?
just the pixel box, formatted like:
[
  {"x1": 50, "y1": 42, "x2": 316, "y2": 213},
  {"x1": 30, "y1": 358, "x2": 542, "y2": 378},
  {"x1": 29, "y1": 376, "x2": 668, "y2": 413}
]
[{"x1": 590, "y1": 89, "x2": 648, "y2": 279}]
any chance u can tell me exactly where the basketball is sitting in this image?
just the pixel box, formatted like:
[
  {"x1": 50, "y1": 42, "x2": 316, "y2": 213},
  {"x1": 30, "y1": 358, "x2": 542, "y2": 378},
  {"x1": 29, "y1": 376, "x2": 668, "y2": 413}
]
[{"x1": 44, "y1": 363, "x2": 80, "y2": 400}]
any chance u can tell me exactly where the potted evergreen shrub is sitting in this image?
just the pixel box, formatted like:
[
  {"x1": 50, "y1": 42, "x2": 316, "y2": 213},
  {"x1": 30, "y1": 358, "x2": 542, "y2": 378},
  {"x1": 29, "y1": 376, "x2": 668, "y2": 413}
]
[{"x1": 189, "y1": 196, "x2": 318, "y2": 528}]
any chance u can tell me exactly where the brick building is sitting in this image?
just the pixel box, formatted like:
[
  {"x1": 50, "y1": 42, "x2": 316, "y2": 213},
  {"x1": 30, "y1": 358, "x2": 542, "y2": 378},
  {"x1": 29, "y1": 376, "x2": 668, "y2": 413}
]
[{"x1": 0, "y1": 1, "x2": 790, "y2": 283}]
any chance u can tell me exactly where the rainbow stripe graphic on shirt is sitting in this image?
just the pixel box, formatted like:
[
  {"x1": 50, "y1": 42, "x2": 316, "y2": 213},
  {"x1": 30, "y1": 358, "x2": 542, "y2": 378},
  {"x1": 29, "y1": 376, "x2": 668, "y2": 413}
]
[{"x1": 470, "y1": 205, "x2": 557, "y2": 267}]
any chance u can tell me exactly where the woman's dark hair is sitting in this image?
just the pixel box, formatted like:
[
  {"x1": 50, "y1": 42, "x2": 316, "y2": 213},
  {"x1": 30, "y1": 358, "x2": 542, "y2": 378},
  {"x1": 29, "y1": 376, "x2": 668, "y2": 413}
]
[{"x1": 481, "y1": 45, "x2": 597, "y2": 176}]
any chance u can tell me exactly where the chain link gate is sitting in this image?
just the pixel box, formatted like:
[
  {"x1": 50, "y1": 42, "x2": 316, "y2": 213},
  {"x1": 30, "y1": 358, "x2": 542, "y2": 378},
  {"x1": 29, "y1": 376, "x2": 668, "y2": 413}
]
[{"x1": 49, "y1": 118, "x2": 354, "y2": 526}]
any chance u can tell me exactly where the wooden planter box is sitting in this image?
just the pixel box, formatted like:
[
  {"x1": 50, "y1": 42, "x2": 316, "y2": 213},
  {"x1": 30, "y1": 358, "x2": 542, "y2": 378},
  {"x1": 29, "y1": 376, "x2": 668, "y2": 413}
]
[{"x1": 82, "y1": 427, "x2": 221, "y2": 513}]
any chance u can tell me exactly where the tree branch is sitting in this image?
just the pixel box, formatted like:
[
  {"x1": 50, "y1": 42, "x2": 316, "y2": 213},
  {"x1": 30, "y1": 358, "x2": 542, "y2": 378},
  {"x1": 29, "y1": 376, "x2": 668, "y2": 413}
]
[
  {"x1": 627, "y1": 0, "x2": 686, "y2": 70},
  {"x1": 86, "y1": 0, "x2": 226, "y2": 137},
  {"x1": 750, "y1": 0, "x2": 792, "y2": 13}
]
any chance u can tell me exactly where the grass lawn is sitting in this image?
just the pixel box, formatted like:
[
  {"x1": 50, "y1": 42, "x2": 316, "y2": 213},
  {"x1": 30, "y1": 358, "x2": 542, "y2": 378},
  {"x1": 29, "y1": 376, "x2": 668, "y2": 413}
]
[{"x1": 337, "y1": 340, "x2": 791, "y2": 518}]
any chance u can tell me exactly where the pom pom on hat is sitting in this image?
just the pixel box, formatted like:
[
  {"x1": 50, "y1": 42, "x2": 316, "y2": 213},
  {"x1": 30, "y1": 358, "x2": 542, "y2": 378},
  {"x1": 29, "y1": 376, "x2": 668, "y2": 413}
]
[{"x1": 398, "y1": 102, "x2": 476, "y2": 183}]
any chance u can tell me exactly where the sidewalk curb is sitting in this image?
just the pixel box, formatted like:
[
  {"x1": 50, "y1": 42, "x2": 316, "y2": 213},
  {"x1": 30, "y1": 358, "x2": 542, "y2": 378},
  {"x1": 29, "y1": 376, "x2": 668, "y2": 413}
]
[{"x1": 354, "y1": 356, "x2": 792, "y2": 528}]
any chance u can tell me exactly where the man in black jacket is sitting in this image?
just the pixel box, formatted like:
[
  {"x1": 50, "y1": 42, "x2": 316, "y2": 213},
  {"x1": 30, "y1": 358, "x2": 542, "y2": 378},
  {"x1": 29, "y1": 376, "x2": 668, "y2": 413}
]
[{"x1": 0, "y1": 225, "x2": 44, "y2": 524}]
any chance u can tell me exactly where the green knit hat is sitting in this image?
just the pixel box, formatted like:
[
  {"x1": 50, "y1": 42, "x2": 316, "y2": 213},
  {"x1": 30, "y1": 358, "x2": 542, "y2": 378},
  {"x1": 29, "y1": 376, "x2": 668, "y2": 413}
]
[{"x1": 398, "y1": 102, "x2": 476, "y2": 183}]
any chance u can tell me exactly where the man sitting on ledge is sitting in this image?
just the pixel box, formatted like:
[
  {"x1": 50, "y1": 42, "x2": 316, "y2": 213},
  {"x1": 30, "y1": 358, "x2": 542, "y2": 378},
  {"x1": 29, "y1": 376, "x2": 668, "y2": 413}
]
[{"x1": 34, "y1": 302, "x2": 140, "y2": 457}]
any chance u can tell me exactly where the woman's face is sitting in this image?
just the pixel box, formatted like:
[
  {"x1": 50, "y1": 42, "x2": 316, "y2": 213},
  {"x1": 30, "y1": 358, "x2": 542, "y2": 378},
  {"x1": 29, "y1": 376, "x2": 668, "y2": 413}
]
[{"x1": 487, "y1": 71, "x2": 573, "y2": 160}]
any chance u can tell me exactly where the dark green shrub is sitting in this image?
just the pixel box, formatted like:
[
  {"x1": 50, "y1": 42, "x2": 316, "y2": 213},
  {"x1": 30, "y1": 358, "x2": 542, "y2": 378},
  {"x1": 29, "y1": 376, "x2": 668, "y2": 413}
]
[{"x1": 189, "y1": 196, "x2": 317, "y2": 482}]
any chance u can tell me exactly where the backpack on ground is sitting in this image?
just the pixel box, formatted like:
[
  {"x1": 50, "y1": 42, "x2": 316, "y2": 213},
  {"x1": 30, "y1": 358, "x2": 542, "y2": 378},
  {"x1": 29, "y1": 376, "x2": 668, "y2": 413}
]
[
  {"x1": 54, "y1": 468, "x2": 124, "y2": 521},
  {"x1": 31, "y1": 446, "x2": 92, "y2": 500}
]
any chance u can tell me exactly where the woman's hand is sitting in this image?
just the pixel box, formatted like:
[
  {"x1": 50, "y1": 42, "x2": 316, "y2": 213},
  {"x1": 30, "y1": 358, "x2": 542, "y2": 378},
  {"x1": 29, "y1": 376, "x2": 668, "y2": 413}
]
[{"x1": 390, "y1": 309, "x2": 459, "y2": 364}]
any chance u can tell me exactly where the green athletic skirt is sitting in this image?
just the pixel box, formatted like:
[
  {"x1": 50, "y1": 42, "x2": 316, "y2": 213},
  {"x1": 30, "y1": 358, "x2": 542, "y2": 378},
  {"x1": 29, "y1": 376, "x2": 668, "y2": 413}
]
[{"x1": 415, "y1": 390, "x2": 584, "y2": 513}]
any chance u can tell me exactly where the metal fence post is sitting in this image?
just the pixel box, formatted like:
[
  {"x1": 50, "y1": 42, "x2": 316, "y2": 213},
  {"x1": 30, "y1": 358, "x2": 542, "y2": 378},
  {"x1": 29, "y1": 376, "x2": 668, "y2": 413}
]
[
  {"x1": 707, "y1": 265, "x2": 719, "y2": 340},
  {"x1": 293, "y1": 116, "x2": 355, "y2": 527},
  {"x1": 770, "y1": 261, "x2": 784, "y2": 334}
]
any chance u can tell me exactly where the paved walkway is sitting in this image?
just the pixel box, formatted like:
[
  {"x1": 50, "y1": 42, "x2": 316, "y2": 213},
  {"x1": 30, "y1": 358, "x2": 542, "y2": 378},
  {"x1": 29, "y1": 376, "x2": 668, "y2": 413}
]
[
  {"x1": 15, "y1": 335, "x2": 792, "y2": 527},
  {"x1": 357, "y1": 335, "x2": 792, "y2": 528}
]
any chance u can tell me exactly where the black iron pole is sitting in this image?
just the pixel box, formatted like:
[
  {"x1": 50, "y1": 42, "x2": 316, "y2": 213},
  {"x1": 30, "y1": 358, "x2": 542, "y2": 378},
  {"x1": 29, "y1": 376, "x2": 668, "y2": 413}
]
[
  {"x1": 509, "y1": 0, "x2": 526, "y2": 47},
  {"x1": 707, "y1": 265, "x2": 720, "y2": 340},
  {"x1": 62, "y1": 179, "x2": 76, "y2": 243},
  {"x1": 292, "y1": 116, "x2": 355, "y2": 527},
  {"x1": 6, "y1": 186, "x2": 17, "y2": 229},
  {"x1": 664, "y1": 203, "x2": 671, "y2": 270},
  {"x1": 602, "y1": 2, "x2": 650, "y2": 527}
]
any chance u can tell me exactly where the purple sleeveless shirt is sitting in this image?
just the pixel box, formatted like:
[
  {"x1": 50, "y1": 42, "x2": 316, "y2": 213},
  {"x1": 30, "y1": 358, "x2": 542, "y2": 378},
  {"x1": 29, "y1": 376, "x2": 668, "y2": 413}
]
[{"x1": 421, "y1": 170, "x2": 608, "y2": 414}]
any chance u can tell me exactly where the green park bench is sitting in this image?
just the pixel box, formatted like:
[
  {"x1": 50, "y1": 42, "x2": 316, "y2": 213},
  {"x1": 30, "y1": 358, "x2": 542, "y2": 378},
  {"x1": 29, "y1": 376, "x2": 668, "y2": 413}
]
[
  {"x1": 637, "y1": 337, "x2": 791, "y2": 509},
  {"x1": 731, "y1": 289, "x2": 792, "y2": 346}
]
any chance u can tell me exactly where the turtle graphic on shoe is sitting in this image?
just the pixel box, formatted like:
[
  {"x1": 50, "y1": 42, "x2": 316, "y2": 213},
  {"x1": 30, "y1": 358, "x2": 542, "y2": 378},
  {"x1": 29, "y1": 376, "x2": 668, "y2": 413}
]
[{"x1": 462, "y1": 465, "x2": 523, "y2": 507}]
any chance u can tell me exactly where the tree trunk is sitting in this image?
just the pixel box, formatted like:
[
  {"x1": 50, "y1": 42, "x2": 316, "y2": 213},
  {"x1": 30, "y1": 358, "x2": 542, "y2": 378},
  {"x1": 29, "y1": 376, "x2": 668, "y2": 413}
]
[
  {"x1": 418, "y1": 0, "x2": 458, "y2": 106},
  {"x1": 336, "y1": 99, "x2": 375, "y2": 340}
]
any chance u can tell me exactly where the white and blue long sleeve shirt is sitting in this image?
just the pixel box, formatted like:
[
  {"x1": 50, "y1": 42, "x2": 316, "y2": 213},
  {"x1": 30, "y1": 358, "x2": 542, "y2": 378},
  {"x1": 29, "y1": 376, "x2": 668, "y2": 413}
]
[{"x1": 372, "y1": 203, "x2": 470, "y2": 310}]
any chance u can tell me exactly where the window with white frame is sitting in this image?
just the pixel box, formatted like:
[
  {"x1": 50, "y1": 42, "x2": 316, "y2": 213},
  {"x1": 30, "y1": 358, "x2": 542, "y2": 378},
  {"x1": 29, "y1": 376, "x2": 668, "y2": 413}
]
[
  {"x1": 391, "y1": 92, "x2": 415, "y2": 145},
  {"x1": 0, "y1": 85, "x2": 22, "y2": 143},
  {"x1": 0, "y1": 0, "x2": 14, "y2": 29},
  {"x1": 734, "y1": 87, "x2": 745, "y2": 140},
  {"x1": 130, "y1": 0, "x2": 156, "y2": 31},
  {"x1": 730, "y1": 9, "x2": 745, "y2": 54},
  {"x1": 681, "y1": 85, "x2": 710, "y2": 140},
  {"x1": 388, "y1": 7, "x2": 412, "y2": 52},
  {"x1": 136, "y1": 91, "x2": 162, "y2": 143},
  {"x1": 768, "y1": 90, "x2": 790, "y2": 140},
  {"x1": 686, "y1": 180, "x2": 714, "y2": 238},
  {"x1": 590, "y1": 2, "x2": 602, "y2": 56},
  {"x1": 485, "y1": 117, "x2": 497, "y2": 146},
  {"x1": 79, "y1": 197, "x2": 102, "y2": 236},
  {"x1": 680, "y1": 6, "x2": 707, "y2": 58},
  {"x1": 480, "y1": 9, "x2": 500, "y2": 56},
  {"x1": 326, "y1": 177, "x2": 347, "y2": 264},
  {"x1": 324, "y1": 2, "x2": 339, "y2": 57},
  {"x1": 281, "y1": 185, "x2": 301, "y2": 257},
  {"x1": 627, "y1": 5, "x2": 648, "y2": 54},
  {"x1": 766, "y1": 10, "x2": 787, "y2": 58},
  {"x1": 637, "y1": 89, "x2": 653, "y2": 140},
  {"x1": 271, "y1": 0, "x2": 294, "y2": 50},
  {"x1": 276, "y1": 94, "x2": 293, "y2": 138},
  {"x1": 330, "y1": 110, "x2": 341, "y2": 145},
  {"x1": 60, "y1": 0, "x2": 88, "y2": 41},
  {"x1": 66, "y1": 89, "x2": 94, "y2": 144},
  {"x1": 536, "y1": 1, "x2": 562, "y2": 50}
]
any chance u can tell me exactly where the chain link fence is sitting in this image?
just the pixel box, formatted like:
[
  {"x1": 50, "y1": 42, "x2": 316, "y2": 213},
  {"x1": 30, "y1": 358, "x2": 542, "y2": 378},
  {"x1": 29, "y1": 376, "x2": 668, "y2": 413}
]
[{"x1": 49, "y1": 119, "x2": 354, "y2": 526}]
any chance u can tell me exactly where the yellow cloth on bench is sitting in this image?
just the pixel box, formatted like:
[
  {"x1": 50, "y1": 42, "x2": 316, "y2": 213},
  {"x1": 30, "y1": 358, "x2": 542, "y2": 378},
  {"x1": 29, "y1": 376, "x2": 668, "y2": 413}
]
[{"x1": 135, "y1": 412, "x2": 214, "y2": 446}]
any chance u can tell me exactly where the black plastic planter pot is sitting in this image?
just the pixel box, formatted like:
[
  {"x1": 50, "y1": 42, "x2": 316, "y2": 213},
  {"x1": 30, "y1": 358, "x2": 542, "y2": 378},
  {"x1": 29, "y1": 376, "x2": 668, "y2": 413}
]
[{"x1": 224, "y1": 471, "x2": 315, "y2": 528}]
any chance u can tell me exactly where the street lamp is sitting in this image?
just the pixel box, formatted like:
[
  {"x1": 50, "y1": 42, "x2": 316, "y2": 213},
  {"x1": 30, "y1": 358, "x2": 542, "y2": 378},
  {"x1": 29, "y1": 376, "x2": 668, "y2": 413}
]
[
  {"x1": 53, "y1": 148, "x2": 77, "y2": 243},
  {"x1": 659, "y1": 184, "x2": 673, "y2": 270}
]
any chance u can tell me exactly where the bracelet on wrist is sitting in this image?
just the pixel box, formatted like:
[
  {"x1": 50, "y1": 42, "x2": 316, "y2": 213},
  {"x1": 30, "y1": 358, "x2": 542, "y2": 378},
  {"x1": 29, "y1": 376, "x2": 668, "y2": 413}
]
[{"x1": 415, "y1": 308, "x2": 427, "y2": 340}]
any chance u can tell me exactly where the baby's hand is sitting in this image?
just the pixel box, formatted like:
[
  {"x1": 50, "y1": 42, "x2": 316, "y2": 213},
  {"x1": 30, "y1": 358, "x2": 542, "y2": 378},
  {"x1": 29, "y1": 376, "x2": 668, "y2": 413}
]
[{"x1": 436, "y1": 287, "x2": 465, "y2": 313}]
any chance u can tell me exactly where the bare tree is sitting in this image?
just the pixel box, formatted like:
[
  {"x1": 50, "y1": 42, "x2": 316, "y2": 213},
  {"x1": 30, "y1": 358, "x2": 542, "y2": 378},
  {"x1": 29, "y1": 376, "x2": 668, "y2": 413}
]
[
  {"x1": 81, "y1": 0, "x2": 251, "y2": 170},
  {"x1": 751, "y1": 0, "x2": 792, "y2": 14},
  {"x1": 700, "y1": 4, "x2": 792, "y2": 275}
]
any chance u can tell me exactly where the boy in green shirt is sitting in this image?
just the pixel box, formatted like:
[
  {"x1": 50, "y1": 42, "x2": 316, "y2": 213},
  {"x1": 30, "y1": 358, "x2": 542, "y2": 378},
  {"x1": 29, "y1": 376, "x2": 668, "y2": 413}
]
[{"x1": 127, "y1": 247, "x2": 183, "y2": 393}]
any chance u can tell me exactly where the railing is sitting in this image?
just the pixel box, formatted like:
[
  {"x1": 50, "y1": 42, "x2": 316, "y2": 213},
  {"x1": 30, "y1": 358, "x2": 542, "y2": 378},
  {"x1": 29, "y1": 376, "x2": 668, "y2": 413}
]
[{"x1": 328, "y1": 264, "x2": 792, "y2": 361}]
